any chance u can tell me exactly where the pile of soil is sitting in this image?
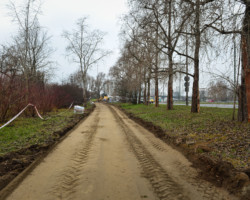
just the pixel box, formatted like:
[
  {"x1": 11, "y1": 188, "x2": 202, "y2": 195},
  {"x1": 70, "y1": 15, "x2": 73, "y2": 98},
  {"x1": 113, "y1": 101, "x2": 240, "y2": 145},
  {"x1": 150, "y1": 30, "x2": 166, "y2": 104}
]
[
  {"x1": 0, "y1": 105, "x2": 95, "y2": 192},
  {"x1": 116, "y1": 105, "x2": 250, "y2": 200}
]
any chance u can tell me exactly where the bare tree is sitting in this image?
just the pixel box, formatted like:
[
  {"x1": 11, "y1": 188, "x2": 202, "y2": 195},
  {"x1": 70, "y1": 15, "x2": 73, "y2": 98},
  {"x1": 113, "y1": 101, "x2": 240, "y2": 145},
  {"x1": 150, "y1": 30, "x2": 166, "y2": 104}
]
[
  {"x1": 176, "y1": 0, "x2": 222, "y2": 113},
  {"x1": 207, "y1": 80, "x2": 234, "y2": 102},
  {"x1": 109, "y1": 48, "x2": 142, "y2": 103},
  {"x1": 125, "y1": 0, "x2": 219, "y2": 113},
  {"x1": 0, "y1": 45, "x2": 23, "y2": 121},
  {"x1": 204, "y1": 0, "x2": 250, "y2": 121},
  {"x1": 121, "y1": 5, "x2": 160, "y2": 105},
  {"x1": 8, "y1": 0, "x2": 53, "y2": 103},
  {"x1": 125, "y1": 36, "x2": 154, "y2": 104},
  {"x1": 237, "y1": 0, "x2": 250, "y2": 122},
  {"x1": 145, "y1": 0, "x2": 193, "y2": 110},
  {"x1": 62, "y1": 17, "x2": 111, "y2": 103}
]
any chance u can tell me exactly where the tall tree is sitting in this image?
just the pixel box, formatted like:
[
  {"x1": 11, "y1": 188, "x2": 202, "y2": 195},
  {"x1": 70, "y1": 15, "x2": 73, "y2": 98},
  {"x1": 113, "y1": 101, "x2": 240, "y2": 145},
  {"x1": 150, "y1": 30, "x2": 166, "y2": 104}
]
[
  {"x1": 175, "y1": 0, "x2": 220, "y2": 113},
  {"x1": 63, "y1": 17, "x2": 111, "y2": 103},
  {"x1": 8, "y1": 0, "x2": 52, "y2": 103},
  {"x1": 205, "y1": 0, "x2": 250, "y2": 121},
  {"x1": 148, "y1": 0, "x2": 193, "y2": 110},
  {"x1": 241, "y1": 0, "x2": 250, "y2": 122},
  {"x1": 122, "y1": 2, "x2": 160, "y2": 105}
]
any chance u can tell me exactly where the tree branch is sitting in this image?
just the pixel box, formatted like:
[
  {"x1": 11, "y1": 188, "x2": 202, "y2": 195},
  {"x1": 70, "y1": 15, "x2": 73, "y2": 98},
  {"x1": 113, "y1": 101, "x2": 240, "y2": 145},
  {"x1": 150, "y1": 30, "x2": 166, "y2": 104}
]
[{"x1": 205, "y1": 25, "x2": 242, "y2": 35}]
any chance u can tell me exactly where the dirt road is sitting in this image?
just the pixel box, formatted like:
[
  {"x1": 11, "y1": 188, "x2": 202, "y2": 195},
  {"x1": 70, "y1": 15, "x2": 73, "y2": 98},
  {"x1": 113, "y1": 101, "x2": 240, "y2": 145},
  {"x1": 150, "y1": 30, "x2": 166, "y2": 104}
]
[{"x1": 5, "y1": 103, "x2": 236, "y2": 200}]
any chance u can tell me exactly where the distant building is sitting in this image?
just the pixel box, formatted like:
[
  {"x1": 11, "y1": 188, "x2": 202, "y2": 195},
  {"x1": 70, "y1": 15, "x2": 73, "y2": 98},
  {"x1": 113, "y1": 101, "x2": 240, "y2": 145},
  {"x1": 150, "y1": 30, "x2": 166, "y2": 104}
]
[{"x1": 103, "y1": 79, "x2": 115, "y2": 96}]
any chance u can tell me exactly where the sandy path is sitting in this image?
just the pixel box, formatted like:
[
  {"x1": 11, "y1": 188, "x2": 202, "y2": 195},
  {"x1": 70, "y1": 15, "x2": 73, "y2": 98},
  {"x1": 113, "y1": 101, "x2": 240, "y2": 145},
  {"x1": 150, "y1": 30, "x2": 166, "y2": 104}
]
[{"x1": 5, "y1": 103, "x2": 237, "y2": 200}]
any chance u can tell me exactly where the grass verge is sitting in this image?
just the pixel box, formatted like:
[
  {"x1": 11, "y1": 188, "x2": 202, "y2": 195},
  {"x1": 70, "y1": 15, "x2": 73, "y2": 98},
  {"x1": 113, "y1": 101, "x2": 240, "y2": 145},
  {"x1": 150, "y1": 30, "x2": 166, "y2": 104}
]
[
  {"x1": 0, "y1": 109, "x2": 77, "y2": 156},
  {"x1": 118, "y1": 103, "x2": 249, "y2": 170},
  {"x1": 0, "y1": 103, "x2": 92, "y2": 156}
]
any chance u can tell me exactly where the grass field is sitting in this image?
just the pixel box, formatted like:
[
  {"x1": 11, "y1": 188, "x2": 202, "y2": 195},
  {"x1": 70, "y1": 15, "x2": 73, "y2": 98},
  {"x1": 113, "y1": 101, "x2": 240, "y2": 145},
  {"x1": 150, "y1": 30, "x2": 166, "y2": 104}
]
[
  {"x1": 119, "y1": 103, "x2": 249, "y2": 170},
  {"x1": 0, "y1": 104, "x2": 91, "y2": 156}
]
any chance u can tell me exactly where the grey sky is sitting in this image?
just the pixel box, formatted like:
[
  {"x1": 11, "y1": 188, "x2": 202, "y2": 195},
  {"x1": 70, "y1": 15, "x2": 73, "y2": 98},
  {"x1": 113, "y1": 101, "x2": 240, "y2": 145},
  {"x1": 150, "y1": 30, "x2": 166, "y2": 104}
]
[{"x1": 0, "y1": 0, "x2": 128, "y2": 82}]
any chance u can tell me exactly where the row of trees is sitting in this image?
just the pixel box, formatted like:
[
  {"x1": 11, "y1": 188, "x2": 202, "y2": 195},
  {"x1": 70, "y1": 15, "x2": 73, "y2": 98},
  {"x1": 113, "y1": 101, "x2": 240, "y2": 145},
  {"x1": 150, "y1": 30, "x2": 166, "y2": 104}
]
[{"x1": 109, "y1": 0, "x2": 250, "y2": 121}]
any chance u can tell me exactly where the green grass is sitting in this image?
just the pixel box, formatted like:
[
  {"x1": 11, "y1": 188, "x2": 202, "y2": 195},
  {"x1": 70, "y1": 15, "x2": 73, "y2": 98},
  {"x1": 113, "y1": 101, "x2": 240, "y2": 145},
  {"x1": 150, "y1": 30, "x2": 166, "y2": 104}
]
[
  {"x1": 119, "y1": 103, "x2": 249, "y2": 169},
  {"x1": 120, "y1": 103, "x2": 233, "y2": 133},
  {"x1": 0, "y1": 108, "x2": 82, "y2": 156},
  {"x1": 174, "y1": 100, "x2": 238, "y2": 105}
]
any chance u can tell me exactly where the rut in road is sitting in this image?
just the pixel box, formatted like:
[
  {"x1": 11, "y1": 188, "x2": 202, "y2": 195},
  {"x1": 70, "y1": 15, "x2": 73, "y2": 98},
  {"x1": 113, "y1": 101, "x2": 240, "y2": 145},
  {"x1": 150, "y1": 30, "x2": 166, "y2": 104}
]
[
  {"x1": 109, "y1": 105, "x2": 236, "y2": 200},
  {"x1": 49, "y1": 111, "x2": 100, "y2": 199},
  {"x1": 109, "y1": 106, "x2": 188, "y2": 200},
  {"x1": 120, "y1": 113, "x2": 236, "y2": 200}
]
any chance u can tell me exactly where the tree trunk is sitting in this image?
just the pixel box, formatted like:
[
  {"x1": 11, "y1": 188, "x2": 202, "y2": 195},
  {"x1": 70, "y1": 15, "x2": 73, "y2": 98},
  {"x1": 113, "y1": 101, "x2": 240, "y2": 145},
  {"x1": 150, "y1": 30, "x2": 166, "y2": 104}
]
[
  {"x1": 244, "y1": 3, "x2": 250, "y2": 122},
  {"x1": 144, "y1": 81, "x2": 147, "y2": 105},
  {"x1": 147, "y1": 78, "x2": 150, "y2": 105},
  {"x1": 238, "y1": 36, "x2": 248, "y2": 121},
  {"x1": 155, "y1": 54, "x2": 159, "y2": 107},
  {"x1": 191, "y1": 0, "x2": 201, "y2": 113},
  {"x1": 238, "y1": 84, "x2": 247, "y2": 121},
  {"x1": 155, "y1": 72, "x2": 159, "y2": 107},
  {"x1": 138, "y1": 89, "x2": 141, "y2": 104},
  {"x1": 166, "y1": 0, "x2": 173, "y2": 110},
  {"x1": 138, "y1": 65, "x2": 142, "y2": 104},
  {"x1": 167, "y1": 56, "x2": 173, "y2": 110},
  {"x1": 191, "y1": 65, "x2": 200, "y2": 113},
  {"x1": 24, "y1": 71, "x2": 29, "y2": 104},
  {"x1": 238, "y1": 2, "x2": 250, "y2": 122},
  {"x1": 147, "y1": 66, "x2": 152, "y2": 105},
  {"x1": 82, "y1": 72, "x2": 87, "y2": 104},
  {"x1": 155, "y1": 20, "x2": 159, "y2": 107},
  {"x1": 186, "y1": 34, "x2": 189, "y2": 106}
]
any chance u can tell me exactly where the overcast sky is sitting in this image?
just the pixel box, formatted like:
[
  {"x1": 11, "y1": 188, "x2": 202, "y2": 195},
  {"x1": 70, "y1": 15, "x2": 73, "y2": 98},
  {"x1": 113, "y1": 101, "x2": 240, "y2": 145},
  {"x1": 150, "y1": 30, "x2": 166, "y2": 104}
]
[
  {"x1": 0, "y1": 0, "x2": 237, "y2": 94},
  {"x1": 0, "y1": 0, "x2": 128, "y2": 82}
]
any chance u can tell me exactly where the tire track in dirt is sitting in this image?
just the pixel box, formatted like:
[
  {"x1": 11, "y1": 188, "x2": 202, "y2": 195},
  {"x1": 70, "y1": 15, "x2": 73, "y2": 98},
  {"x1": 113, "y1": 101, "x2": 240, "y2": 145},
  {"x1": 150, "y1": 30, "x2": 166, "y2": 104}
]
[
  {"x1": 131, "y1": 121, "x2": 168, "y2": 152},
  {"x1": 110, "y1": 105, "x2": 237, "y2": 200},
  {"x1": 49, "y1": 112, "x2": 100, "y2": 200},
  {"x1": 4, "y1": 104, "x2": 237, "y2": 200},
  {"x1": 172, "y1": 160, "x2": 232, "y2": 200},
  {"x1": 118, "y1": 108, "x2": 234, "y2": 200},
  {"x1": 109, "y1": 106, "x2": 189, "y2": 200}
]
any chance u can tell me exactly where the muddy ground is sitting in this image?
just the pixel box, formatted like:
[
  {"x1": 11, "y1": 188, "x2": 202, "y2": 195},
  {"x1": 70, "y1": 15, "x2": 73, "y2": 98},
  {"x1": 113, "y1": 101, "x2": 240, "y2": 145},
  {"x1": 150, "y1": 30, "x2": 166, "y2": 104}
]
[{"x1": 0, "y1": 103, "x2": 249, "y2": 200}]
